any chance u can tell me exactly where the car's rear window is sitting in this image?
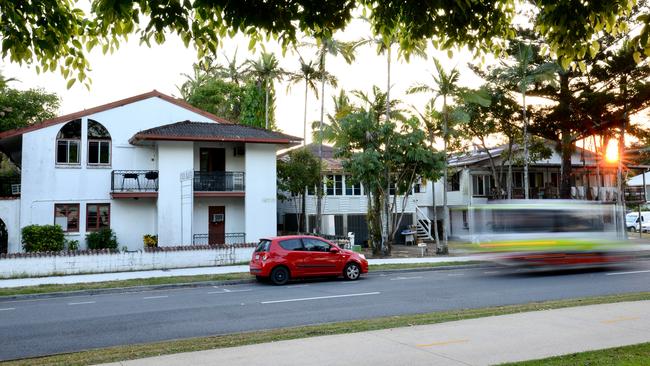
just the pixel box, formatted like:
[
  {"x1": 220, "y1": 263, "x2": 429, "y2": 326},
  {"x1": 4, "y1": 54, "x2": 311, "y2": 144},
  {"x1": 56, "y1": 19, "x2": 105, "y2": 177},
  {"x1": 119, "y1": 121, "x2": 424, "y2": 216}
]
[
  {"x1": 279, "y1": 239, "x2": 303, "y2": 251},
  {"x1": 255, "y1": 240, "x2": 271, "y2": 252}
]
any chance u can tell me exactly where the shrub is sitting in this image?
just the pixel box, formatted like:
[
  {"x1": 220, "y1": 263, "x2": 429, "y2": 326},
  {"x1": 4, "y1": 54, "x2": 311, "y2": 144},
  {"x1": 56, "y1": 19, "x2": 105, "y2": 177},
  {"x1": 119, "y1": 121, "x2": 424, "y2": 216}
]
[
  {"x1": 86, "y1": 228, "x2": 118, "y2": 250},
  {"x1": 22, "y1": 225, "x2": 65, "y2": 252},
  {"x1": 143, "y1": 234, "x2": 158, "y2": 248},
  {"x1": 66, "y1": 239, "x2": 79, "y2": 251}
]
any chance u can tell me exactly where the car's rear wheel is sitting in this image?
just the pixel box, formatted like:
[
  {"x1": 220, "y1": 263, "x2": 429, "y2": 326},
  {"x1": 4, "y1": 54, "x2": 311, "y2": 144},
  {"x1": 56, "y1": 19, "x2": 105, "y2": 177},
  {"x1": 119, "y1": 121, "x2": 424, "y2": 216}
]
[
  {"x1": 630, "y1": 226, "x2": 638, "y2": 232},
  {"x1": 343, "y1": 262, "x2": 361, "y2": 281},
  {"x1": 270, "y1": 266, "x2": 289, "y2": 285}
]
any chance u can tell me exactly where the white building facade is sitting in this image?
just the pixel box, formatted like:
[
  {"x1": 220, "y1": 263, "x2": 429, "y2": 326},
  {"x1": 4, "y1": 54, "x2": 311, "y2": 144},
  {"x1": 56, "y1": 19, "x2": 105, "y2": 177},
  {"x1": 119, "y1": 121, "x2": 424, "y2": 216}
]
[
  {"x1": 278, "y1": 143, "x2": 628, "y2": 245},
  {"x1": 0, "y1": 91, "x2": 299, "y2": 253}
]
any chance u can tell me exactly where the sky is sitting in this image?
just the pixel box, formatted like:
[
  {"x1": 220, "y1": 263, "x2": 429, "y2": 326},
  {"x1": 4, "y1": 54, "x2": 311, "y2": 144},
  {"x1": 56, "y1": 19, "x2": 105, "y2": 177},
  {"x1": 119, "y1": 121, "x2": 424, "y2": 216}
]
[{"x1": 1, "y1": 17, "x2": 487, "y2": 146}]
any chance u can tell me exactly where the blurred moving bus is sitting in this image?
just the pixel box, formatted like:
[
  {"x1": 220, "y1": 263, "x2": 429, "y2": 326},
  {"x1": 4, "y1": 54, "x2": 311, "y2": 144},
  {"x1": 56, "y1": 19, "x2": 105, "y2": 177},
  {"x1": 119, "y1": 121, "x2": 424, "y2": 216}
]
[{"x1": 467, "y1": 200, "x2": 632, "y2": 268}]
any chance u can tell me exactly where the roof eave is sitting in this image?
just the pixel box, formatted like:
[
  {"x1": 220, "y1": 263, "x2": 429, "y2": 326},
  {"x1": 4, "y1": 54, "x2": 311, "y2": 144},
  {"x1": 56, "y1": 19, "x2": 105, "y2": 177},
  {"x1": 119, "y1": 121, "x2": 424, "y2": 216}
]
[{"x1": 130, "y1": 134, "x2": 300, "y2": 145}]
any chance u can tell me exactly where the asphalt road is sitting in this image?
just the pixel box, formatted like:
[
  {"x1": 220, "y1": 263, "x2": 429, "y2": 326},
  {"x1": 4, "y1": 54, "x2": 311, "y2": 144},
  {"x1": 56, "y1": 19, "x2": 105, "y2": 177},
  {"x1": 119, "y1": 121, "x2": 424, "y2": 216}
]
[{"x1": 2, "y1": 261, "x2": 650, "y2": 361}]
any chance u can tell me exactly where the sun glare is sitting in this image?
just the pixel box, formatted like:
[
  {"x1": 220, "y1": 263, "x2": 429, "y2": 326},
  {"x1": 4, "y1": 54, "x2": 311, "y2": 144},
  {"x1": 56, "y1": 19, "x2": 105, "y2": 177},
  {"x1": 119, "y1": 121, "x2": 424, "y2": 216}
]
[{"x1": 605, "y1": 140, "x2": 619, "y2": 163}]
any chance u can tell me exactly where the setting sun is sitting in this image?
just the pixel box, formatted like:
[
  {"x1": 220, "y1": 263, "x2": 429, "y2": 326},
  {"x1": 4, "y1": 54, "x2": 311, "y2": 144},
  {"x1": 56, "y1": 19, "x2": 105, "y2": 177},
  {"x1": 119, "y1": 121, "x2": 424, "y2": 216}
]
[{"x1": 605, "y1": 140, "x2": 619, "y2": 163}]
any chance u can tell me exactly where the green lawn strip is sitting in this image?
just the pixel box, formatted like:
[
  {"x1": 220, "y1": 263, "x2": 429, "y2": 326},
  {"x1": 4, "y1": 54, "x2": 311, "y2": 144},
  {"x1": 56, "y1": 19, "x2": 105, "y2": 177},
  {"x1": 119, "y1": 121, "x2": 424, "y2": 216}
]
[
  {"x1": 0, "y1": 261, "x2": 482, "y2": 297},
  {"x1": 500, "y1": 341, "x2": 650, "y2": 366},
  {"x1": 3, "y1": 292, "x2": 650, "y2": 366}
]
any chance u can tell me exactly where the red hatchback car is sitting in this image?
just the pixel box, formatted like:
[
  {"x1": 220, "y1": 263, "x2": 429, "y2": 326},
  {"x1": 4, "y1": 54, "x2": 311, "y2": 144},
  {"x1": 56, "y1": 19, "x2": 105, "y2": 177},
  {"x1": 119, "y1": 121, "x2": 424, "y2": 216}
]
[{"x1": 250, "y1": 235, "x2": 369, "y2": 285}]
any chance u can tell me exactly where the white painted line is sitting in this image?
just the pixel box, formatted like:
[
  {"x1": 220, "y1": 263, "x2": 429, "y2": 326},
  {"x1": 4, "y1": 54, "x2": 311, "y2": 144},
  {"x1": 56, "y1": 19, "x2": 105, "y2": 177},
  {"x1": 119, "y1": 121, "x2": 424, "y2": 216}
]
[
  {"x1": 447, "y1": 273, "x2": 465, "y2": 277},
  {"x1": 286, "y1": 284, "x2": 310, "y2": 288},
  {"x1": 261, "y1": 292, "x2": 380, "y2": 304},
  {"x1": 483, "y1": 271, "x2": 501, "y2": 274},
  {"x1": 0, "y1": 307, "x2": 15, "y2": 311},
  {"x1": 68, "y1": 301, "x2": 96, "y2": 306},
  {"x1": 390, "y1": 276, "x2": 423, "y2": 281},
  {"x1": 606, "y1": 270, "x2": 650, "y2": 276},
  {"x1": 207, "y1": 289, "x2": 253, "y2": 294},
  {"x1": 142, "y1": 295, "x2": 168, "y2": 300}
]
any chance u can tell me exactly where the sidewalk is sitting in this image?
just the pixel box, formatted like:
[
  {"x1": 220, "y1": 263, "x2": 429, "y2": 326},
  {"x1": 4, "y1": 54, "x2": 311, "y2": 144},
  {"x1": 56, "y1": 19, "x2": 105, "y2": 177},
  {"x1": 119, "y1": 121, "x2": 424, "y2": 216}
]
[
  {"x1": 0, "y1": 256, "x2": 477, "y2": 288},
  {"x1": 102, "y1": 300, "x2": 650, "y2": 366}
]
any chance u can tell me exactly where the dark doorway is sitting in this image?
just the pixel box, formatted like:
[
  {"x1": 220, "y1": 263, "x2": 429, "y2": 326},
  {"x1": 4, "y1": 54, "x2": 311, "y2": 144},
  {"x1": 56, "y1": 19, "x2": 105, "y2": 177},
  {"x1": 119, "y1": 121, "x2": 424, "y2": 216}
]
[
  {"x1": 208, "y1": 206, "x2": 225, "y2": 244},
  {"x1": 0, "y1": 219, "x2": 7, "y2": 254},
  {"x1": 347, "y1": 215, "x2": 368, "y2": 247},
  {"x1": 200, "y1": 148, "x2": 226, "y2": 172}
]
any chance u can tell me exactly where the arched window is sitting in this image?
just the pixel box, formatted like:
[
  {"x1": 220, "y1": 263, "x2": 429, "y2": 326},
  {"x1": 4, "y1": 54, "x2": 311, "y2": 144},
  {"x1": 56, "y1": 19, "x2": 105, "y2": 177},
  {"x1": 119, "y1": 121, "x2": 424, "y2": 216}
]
[
  {"x1": 56, "y1": 119, "x2": 81, "y2": 164},
  {"x1": 87, "y1": 119, "x2": 111, "y2": 165}
]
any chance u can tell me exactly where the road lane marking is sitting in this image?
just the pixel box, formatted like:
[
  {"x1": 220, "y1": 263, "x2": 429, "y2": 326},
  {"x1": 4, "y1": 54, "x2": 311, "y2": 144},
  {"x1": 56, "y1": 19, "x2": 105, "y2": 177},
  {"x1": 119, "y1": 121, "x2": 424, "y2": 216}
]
[
  {"x1": 447, "y1": 273, "x2": 465, "y2": 277},
  {"x1": 483, "y1": 271, "x2": 501, "y2": 274},
  {"x1": 0, "y1": 307, "x2": 15, "y2": 311},
  {"x1": 390, "y1": 276, "x2": 423, "y2": 281},
  {"x1": 261, "y1": 292, "x2": 380, "y2": 304},
  {"x1": 286, "y1": 284, "x2": 309, "y2": 288},
  {"x1": 606, "y1": 270, "x2": 650, "y2": 276},
  {"x1": 142, "y1": 295, "x2": 168, "y2": 300},
  {"x1": 207, "y1": 289, "x2": 253, "y2": 294},
  {"x1": 417, "y1": 339, "x2": 470, "y2": 347},
  {"x1": 68, "y1": 301, "x2": 95, "y2": 305},
  {"x1": 602, "y1": 316, "x2": 640, "y2": 324}
]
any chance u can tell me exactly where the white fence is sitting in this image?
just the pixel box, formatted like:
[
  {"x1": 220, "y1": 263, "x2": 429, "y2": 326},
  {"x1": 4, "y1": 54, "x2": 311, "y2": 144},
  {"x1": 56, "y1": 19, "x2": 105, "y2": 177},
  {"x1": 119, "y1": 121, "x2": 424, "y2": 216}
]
[{"x1": 0, "y1": 246, "x2": 255, "y2": 278}]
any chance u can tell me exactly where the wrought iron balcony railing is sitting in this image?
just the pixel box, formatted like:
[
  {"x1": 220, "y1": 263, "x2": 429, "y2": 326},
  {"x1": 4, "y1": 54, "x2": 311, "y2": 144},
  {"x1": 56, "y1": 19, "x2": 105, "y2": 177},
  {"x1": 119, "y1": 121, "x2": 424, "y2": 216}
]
[
  {"x1": 111, "y1": 170, "x2": 159, "y2": 192},
  {"x1": 192, "y1": 233, "x2": 246, "y2": 245},
  {"x1": 194, "y1": 171, "x2": 245, "y2": 192}
]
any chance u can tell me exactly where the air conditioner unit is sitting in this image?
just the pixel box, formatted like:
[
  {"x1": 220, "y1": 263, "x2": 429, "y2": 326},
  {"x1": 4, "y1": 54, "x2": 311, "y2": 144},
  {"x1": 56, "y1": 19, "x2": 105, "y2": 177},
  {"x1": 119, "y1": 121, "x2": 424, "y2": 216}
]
[
  {"x1": 233, "y1": 146, "x2": 245, "y2": 156},
  {"x1": 211, "y1": 213, "x2": 225, "y2": 223}
]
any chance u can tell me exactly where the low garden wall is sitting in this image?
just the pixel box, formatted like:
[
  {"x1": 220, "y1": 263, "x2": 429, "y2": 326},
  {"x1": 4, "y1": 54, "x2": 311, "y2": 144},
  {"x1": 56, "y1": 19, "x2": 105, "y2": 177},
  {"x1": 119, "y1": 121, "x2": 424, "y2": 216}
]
[{"x1": 0, "y1": 244, "x2": 256, "y2": 278}]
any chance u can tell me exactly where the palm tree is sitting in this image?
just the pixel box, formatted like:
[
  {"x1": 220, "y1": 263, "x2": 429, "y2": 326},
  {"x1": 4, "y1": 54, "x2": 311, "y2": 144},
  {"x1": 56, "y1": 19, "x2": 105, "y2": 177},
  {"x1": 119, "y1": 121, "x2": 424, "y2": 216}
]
[
  {"x1": 286, "y1": 53, "x2": 338, "y2": 145},
  {"x1": 357, "y1": 32, "x2": 427, "y2": 249},
  {"x1": 215, "y1": 48, "x2": 247, "y2": 85},
  {"x1": 408, "y1": 58, "x2": 490, "y2": 254},
  {"x1": 286, "y1": 52, "x2": 337, "y2": 232},
  {"x1": 302, "y1": 36, "x2": 358, "y2": 233},
  {"x1": 246, "y1": 51, "x2": 285, "y2": 129},
  {"x1": 497, "y1": 43, "x2": 557, "y2": 199}
]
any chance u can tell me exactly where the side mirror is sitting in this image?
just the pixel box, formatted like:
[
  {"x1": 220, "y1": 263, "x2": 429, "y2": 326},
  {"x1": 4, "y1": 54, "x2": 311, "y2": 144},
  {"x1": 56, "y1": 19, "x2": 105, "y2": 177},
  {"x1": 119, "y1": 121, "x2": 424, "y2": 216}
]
[{"x1": 329, "y1": 247, "x2": 340, "y2": 254}]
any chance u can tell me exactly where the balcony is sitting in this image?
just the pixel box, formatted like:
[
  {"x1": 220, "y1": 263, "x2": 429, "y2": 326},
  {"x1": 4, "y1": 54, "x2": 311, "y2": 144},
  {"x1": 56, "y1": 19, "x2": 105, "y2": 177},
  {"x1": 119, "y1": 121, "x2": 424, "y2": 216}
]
[
  {"x1": 111, "y1": 170, "x2": 159, "y2": 198},
  {"x1": 192, "y1": 233, "x2": 246, "y2": 245},
  {"x1": 194, "y1": 171, "x2": 245, "y2": 197}
]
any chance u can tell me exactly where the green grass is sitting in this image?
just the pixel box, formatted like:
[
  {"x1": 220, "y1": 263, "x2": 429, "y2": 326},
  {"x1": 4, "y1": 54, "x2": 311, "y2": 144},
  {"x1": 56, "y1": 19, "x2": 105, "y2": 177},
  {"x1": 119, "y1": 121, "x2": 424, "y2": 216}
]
[
  {"x1": 2, "y1": 292, "x2": 649, "y2": 366},
  {"x1": 501, "y1": 341, "x2": 650, "y2": 365},
  {"x1": 0, "y1": 261, "x2": 482, "y2": 297}
]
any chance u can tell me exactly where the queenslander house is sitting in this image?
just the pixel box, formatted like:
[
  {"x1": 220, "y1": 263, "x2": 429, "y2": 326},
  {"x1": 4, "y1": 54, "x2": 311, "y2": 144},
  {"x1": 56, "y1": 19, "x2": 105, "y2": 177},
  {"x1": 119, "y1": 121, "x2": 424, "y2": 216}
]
[
  {"x1": 0, "y1": 91, "x2": 300, "y2": 253},
  {"x1": 278, "y1": 142, "x2": 637, "y2": 246}
]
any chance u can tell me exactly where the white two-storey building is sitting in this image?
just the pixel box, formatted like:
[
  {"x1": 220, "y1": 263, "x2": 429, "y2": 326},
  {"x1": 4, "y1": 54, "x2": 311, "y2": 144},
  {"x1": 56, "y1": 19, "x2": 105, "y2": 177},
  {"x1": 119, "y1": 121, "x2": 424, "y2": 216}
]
[
  {"x1": 0, "y1": 90, "x2": 300, "y2": 253},
  {"x1": 278, "y1": 142, "x2": 634, "y2": 246}
]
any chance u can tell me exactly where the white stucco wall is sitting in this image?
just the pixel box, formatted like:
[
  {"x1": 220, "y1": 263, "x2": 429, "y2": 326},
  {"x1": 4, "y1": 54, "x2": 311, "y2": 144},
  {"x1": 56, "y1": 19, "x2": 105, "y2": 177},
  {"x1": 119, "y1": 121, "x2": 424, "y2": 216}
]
[
  {"x1": 0, "y1": 199, "x2": 20, "y2": 252},
  {"x1": 193, "y1": 197, "x2": 245, "y2": 237},
  {"x1": 0, "y1": 247, "x2": 255, "y2": 277},
  {"x1": 111, "y1": 199, "x2": 157, "y2": 250},
  {"x1": 245, "y1": 143, "x2": 278, "y2": 242},
  {"x1": 157, "y1": 141, "x2": 194, "y2": 246},
  {"x1": 15, "y1": 96, "x2": 216, "y2": 253}
]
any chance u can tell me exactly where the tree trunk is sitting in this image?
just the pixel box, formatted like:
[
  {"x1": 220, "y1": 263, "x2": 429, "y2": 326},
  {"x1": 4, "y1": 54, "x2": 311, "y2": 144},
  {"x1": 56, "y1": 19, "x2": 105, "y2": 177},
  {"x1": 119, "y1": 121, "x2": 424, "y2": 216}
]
[
  {"x1": 382, "y1": 45, "x2": 392, "y2": 256},
  {"x1": 507, "y1": 137, "x2": 513, "y2": 199},
  {"x1": 264, "y1": 85, "x2": 269, "y2": 130},
  {"x1": 316, "y1": 49, "x2": 326, "y2": 234},
  {"x1": 441, "y1": 95, "x2": 449, "y2": 254},
  {"x1": 432, "y1": 179, "x2": 440, "y2": 248},
  {"x1": 522, "y1": 93, "x2": 530, "y2": 199},
  {"x1": 558, "y1": 73, "x2": 572, "y2": 199}
]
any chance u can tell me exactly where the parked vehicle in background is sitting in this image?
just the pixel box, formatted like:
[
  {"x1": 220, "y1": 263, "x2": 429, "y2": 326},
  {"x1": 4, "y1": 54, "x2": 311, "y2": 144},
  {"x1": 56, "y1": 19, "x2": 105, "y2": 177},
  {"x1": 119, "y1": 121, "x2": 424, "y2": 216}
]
[
  {"x1": 249, "y1": 235, "x2": 368, "y2": 285},
  {"x1": 626, "y1": 212, "x2": 650, "y2": 232}
]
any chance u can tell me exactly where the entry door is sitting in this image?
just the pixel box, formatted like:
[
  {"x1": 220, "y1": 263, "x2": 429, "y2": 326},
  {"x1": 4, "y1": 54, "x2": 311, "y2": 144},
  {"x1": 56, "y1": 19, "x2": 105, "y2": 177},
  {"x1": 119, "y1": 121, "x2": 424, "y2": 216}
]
[
  {"x1": 208, "y1": 206, "x2": 225, "y2": 245},
  {"x1": 200, "y1": 148, "x2": 225, "y2": 172}
]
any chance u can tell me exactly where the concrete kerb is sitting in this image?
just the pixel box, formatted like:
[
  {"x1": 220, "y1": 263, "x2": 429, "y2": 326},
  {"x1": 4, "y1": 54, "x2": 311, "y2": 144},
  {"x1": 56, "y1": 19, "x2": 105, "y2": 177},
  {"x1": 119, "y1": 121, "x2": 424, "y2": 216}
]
[{"x1": 0, "y1": 263, "x2": 492, "y2": 302}]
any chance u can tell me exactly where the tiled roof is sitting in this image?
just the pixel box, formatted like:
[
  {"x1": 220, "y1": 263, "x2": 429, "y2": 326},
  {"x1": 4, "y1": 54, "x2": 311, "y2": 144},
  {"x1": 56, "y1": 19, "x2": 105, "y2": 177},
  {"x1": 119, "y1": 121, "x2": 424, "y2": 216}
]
[
  {"x1": 278, "y1": 143, "x2": 342, "y2": 171},
  {"x1": 0, "y1": 90, "x2": 231, "y2": 140},
  {"x1": 130, "y1": 121, "x2": 301, "y2": 145}
]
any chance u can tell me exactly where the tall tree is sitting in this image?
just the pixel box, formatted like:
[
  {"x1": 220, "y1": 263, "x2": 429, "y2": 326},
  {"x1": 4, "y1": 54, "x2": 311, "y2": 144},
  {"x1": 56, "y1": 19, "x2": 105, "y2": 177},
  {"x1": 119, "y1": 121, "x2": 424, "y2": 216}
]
[
  {"x1": 3, "y1": 0, "x2": 644, "y2": 87},
  {"x1": 408, "y1": 59, "x2": 489, "y2": 254},
  {"x1": 277, "y1": 148, "x2": 321, "y2": 233},
  {"x1": 246, "y1": 51, "x2": 285, "y2": 130}
]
